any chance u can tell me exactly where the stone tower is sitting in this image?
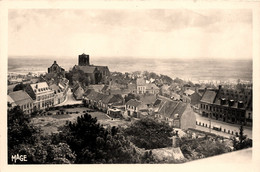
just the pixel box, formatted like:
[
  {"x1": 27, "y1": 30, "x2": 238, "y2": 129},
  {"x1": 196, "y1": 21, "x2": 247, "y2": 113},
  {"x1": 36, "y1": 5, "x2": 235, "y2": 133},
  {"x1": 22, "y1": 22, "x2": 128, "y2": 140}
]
[{"x1": 78, "y1": 53, "x2": 90, "y2": 66}]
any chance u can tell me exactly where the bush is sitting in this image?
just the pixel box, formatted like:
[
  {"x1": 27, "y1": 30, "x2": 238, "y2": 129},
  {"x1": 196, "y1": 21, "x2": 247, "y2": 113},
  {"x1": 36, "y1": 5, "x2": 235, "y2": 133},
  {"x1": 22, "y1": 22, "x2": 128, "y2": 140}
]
[{"x1": 123, "y1": 117, "x2": 173, "y2": 149}]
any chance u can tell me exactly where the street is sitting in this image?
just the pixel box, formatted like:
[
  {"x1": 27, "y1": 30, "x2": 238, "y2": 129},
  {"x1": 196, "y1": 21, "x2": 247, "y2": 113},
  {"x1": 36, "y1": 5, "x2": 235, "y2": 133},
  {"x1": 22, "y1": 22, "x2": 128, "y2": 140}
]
[
  {"x1": 55, "y1": 89, "x2": 82, "y2": 107},
  {"x1": 195, "y1": 112, "x2": 252, "y2": 139}
]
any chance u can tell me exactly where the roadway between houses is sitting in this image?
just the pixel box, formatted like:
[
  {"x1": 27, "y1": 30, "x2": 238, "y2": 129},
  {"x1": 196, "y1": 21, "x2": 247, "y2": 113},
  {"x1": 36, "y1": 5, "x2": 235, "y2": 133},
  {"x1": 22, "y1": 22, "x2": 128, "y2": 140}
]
[
  {"x1": 195, "y1": 113, "x2": 252, "y2": 139},
  {"x1": 55, "y1": 88, "x2": 82, "y2": 107}
]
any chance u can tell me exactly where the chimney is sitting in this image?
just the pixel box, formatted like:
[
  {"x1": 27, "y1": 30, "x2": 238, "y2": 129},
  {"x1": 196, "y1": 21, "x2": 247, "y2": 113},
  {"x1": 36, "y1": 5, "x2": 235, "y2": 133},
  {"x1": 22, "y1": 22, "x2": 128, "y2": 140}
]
[
  {"x1": 228, "y1": 100, "x2": 234, "y2": 106},
  {"x1": 238, "y1": 101, "x2": 244, "y2": 108},
  {"x1": 220, "y1": 98, "x2": 226, "y2": 105},
  {"x1": 36, "y1": 84, "x2": 38, "y2": 89}
]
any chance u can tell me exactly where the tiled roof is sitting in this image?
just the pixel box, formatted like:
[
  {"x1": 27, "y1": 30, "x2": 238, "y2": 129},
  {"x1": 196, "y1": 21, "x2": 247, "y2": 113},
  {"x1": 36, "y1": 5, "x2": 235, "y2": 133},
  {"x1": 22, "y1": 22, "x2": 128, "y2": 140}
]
[
  {"x1": 7, "y1": 95, "x2": 15, "y2": 103},
  {"x1": 110, "y1": 89, "x2": 131, "y2": 95},
  {"x1": 146, "y1": 83, "x2": 159, "y2": 90},
  {"x1": 49, "y1": 84, "x2": 61, "y2": 92},
  {"x1": 30, "y1": 82, "x2": 51, "y2": 94},
  {"x1": 173, "y1": 102, "x2": 188, "y2": 118},
  {"x1": 200, "y1": 90, "x2": 217, "y2": 104},
  {"x1": 85, "y1": 90, "x2": 99, "y2": 100},
  {"x1": 136, "y1": 78, "x2": 146, "y2": 86},
  {"x1": 83, "y1": 89, "x2": 95, "y2": 97},
  {"x1": 157, "y1": 99, "x2": 189, "y2": 119},
  {"x1": 75, "y1": 65, "x2": 97, "y2": 73},
  {"x1": 96, "y1": 66, "x2": 109, "y2": 72},
  {"x1": 184, "y1": 89, "x2": 195, "y2": 96},
  {"x1": 158, "y1": 100, "x2": 179, "y2": 118},
  {"x1": 128, "y1": 83, "x2": 137, "y2": 90},
  {"x1": 8, "y1": 90, "x2": 33, "y2": 105},
  {"x1": 101, "y1": 85, "x2": 109, "y2": 91},
  {"x1": 93, "y1": 92, "x2": 106, "y2": 102},
  {"x1": 126, "y1": 99, "x2": 142, "y2": 107},
  {"x1": 140, "y1": 94, "x2": 157, "y2": 104},
  {"x1": 88, "y1": 84, "x2": 105, "y2": 92},
  {"x1": 171, "y1": 92, "x2": 181, "y2": 100},
  {"x1": 74, "y1": 86, "x2": 84, "y2": 99},
  {"x1": 101, "y1": 94, "x2": 122, "y2": 104},
  {"x1": 153, "y1": 99, "x2": 162, "y2": 107}
]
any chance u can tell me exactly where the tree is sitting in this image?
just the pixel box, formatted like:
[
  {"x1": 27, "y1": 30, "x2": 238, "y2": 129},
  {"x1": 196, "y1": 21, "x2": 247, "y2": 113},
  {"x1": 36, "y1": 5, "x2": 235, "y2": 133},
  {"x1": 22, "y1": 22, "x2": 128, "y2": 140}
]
[
  {"x1": 8, "y1": 107, "x2": 76, "y2": 164},
  {"x1": 179, "y1": 136, "x2": 231, "y2": 160},
  {"x1": 232, "y1": 125, "x2": 252, "y2": 150},
  {"x1": 13, "y1": 83, "x2": 27, "y2": 91},
  {"x1": 124, "y1": 93, "x2": 140, "y2": 103},
  {"x1": 55, "y1": 113, "x2": 143, "y2": 163},
  {"x1": 8, "y1": 106, "x2": 38, "y2": 149},
  {"x1": 123, "y1": 118, "x2": 174, "y2": 149}
]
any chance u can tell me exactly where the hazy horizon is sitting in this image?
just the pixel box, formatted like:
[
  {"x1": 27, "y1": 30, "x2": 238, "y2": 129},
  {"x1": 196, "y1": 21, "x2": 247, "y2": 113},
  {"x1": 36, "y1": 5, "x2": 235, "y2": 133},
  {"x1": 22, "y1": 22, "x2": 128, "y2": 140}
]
[
  {"x1": 8, "y1": 55, "x2": 252, "y2": 61},
  {"x1": 8, "y1": 56, "x2": 252, "y2": 82}
]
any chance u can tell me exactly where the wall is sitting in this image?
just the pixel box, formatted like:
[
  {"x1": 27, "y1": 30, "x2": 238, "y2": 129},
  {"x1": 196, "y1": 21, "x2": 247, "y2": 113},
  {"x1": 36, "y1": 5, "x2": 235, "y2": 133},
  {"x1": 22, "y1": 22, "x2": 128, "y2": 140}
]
[{"x1": 180, "y1": 105, "x2": 196, "y2": 130}]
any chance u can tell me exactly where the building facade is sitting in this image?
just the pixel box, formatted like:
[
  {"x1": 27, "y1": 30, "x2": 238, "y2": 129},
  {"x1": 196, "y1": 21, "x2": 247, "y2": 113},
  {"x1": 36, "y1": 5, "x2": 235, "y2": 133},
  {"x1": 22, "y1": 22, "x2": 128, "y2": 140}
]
[
  {"x1": 8, "y1": 90, "x2": 34, "y2": 114},
  {"x1": 72, "y1": 53, "x2": 110, "y2": 85},
  {"x1": 136, "y1": 78, "x2": 159, "y2": 95},
  {"x1": 155, "y1": 99, "x2": 196, "y2": 130},
  {"x1": 48, "y1": 61, "x2": 65, "y2": 77},
  {"x1": 200, "y1": 85, "x2": 252, "y2": 126},
  {"x1": 25, "y1": 82, "x2": 54, "y2": 110}
]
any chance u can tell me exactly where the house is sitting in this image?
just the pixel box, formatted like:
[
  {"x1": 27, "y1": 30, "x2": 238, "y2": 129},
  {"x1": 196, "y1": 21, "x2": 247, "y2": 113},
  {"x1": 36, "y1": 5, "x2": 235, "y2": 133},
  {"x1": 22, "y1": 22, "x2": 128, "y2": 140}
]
[
  {"x1": 171, "y1": 92, "x2": 181, "y2": 101},
  {"x1": 155, "y1": 99, "x2": 196, "y2": 130},
  {"x1": 24, "y1": 82, "x2": 54, "y2": 110},
  {"x1": 146, "y1": 83, "x2": 160, "y2": 94},
  {"x1": 136, "y1": 77, "x2": 159, "y2": 95},
  {"x1": 200, "y1": 85, "x2": 252, "y2": 126},
  {"x1": 7, "y1": 95, "x2": 16, "y2": 110},
  {"x1": 83, "y1": 89, "x2": 124, "y2": 112},
  {"x1": 182, "y1": 89, "x2": 202, "y2": 106},
  {"x1": 8, "y1": 90, "x2": 34, "y2": 114},
  {"x1": 83, "y1": 89, "x2": 99, "y2": 108},
  {"x1": 128, "y1": 83, "x2": 137, "y2": 94},
  {"x1": 73, "y1": 83, "x2": 85, "y2": 100},
  {"x1": 100, "y1": 94, "x2": 124, "y2": 112},
  {"x1": 136, "y1": 78, "x2": 147, "y2": 94},
  {"x1": 161, "y1": 84, "x2": 171, "y2": 96},
  {"x1": 125, "y1": 99, "x2": 148, "y2": 118},
  {"x1": 109, "y1": 88, "x2": 131, "y2": 97},
  {"x1": 88, "y1": 84, "x2": 105, "y2": 93},
  {"x1": 139, "y1": 94, "x2": 157, "y2": 108},
  {"x1": 49, "y1": 84, "x2": 65, "y2": 105},
  {"x1": 48, "y1": 61, "x2": 65, "y2": 77}
]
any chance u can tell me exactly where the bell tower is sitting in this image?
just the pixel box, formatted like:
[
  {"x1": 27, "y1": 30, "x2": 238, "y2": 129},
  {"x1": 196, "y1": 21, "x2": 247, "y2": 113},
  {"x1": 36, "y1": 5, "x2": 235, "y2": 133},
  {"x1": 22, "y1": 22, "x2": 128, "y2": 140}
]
[{"x1": 78, "y1": 53, "x2": 90, "y2": 66}]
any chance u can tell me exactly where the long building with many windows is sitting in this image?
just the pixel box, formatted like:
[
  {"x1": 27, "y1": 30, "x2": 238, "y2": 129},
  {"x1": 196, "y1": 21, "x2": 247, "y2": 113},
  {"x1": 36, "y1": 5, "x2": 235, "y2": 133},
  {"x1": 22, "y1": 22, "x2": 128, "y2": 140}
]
[
  {"x1": 25, "y1": 82, "x2": 55, "y2": 110},
  {"x1": 200, "y1": 85, "x2": 252, "y2": 126}
]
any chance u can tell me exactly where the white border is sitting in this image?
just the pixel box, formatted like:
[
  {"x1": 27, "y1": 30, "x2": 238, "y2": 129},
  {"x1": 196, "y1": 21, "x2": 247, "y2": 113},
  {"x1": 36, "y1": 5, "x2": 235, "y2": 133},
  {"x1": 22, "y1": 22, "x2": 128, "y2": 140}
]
[{"x1": 1, "y1": 1, "x2": 260, "y2": 172}]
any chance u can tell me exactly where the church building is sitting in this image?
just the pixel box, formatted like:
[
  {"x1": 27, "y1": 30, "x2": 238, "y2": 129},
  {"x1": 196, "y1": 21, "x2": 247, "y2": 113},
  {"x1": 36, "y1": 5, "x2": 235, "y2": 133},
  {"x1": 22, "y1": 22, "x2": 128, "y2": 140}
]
[
  {"x1": 48, "y1": 61, "x2": 65, "y2": 77},
  {"x1": 72, "y1": 53, "x2": 110, "y2": 85}
]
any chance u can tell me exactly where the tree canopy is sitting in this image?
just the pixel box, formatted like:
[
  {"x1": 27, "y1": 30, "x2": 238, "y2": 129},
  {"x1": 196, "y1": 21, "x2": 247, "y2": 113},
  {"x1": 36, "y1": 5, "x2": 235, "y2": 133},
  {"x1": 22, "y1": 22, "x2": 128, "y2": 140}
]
[
  {"x1": 54, "y1": 114, "x2": 145, "y2": 163},
  {"x1": 123, "y1": 118, "x2": 174, "y2": 149},
  {"x1": 8, "y1": 106, "x2": 75, "y2": 164}
]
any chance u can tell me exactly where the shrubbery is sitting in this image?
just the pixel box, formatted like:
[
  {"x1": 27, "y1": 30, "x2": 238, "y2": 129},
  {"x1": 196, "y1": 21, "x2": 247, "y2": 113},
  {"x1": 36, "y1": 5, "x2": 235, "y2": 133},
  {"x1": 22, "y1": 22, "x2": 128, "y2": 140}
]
[{"x1": 123, "y1": 118, "x2": 174, "y2": 149}]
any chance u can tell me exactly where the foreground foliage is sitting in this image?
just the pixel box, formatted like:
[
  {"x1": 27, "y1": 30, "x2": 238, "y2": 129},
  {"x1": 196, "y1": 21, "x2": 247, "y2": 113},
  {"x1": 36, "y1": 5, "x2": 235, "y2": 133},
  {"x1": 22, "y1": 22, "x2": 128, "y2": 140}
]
[
  {"x1": 54, "y1": 114, "x2": 154, "y2": 163},
  {"x1": 123, "y1": 118, "x2": 174, "y2": 149},
  {"x1": 179, "y1": 136, "x2": 232, "y2": 160},
  {"x1": 231, "y1": 125, "x2": 252, "y2": 150},
  {"x1": 8, "y1": 107, "x2": 75, "y2": 164}
]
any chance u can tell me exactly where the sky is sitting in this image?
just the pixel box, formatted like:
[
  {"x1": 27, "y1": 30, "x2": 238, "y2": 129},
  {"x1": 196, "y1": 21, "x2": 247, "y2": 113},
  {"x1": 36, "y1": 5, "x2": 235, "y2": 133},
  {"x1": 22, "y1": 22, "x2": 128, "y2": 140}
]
[{"x1": 8, "y1": 9, "x2": 252, "y2": 59}]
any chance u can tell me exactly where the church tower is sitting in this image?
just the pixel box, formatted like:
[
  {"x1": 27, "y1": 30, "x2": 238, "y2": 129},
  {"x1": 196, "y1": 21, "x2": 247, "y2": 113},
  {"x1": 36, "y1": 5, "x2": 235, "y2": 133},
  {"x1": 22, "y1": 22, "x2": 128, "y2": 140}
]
[{"x1": 78, "y1": 53, "x2": 90, "y2": 66}]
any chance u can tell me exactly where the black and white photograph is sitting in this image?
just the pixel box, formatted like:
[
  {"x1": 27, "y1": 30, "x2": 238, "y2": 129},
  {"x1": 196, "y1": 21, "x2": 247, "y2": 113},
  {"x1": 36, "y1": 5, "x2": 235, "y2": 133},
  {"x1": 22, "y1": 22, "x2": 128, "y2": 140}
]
[{"x1": 1, "y1": 1, "x2": 260, "y2": 171}]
